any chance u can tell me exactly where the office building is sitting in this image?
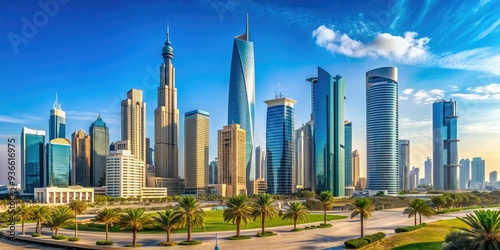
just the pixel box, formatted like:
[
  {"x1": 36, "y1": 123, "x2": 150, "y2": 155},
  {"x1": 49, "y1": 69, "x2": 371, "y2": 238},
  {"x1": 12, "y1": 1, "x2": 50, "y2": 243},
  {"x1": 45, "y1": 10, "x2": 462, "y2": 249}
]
[
  {"x1": 399, "y1": 139, "x2": 410, "y2": 190},
  {"x1": 424, "y1": 157, "x2": 432, "y2": 185},
  {"x1": 209, "y1": 159, "x2": 218, "y2": 184},
  {"x1": 21, "y1": 127, "x2": 45, "y2": 194},
  {"x1": 184, "y1": 110, "x2": 210, "y2": 194},
  {"x1": 344, "y1": 121, "x2": 352, "y2": 187},
  {"x1": 410, "y1": 167, "x2": 419, "y2": 190},
  {"x1": 459, "y1": 158, "x2": 470, "y2": 190},
  {"x1": 218, "y1": 124, "x2": 247, "y2": 197},
  {"x1": 471, "y1": 157, "x2": 485, "y2": 183},
  {"x1": 490, "y1": 171, "x2": 497, "y2": 185},
  {"x1": 358, "y1": 177, "x2": 367, "y2": 190},
  {"x1": 352, "y1": 150, "x2": 360, "y2": 189},
  {"x1": 146, "y1": 138, "x2": 153, "y2": 165},
  {"x1": 265, "y1": 96, "x2": 296, "y2": 194},
  {"x1": 34, "y1": 186, "x2": 94, "y2": 204},
  {"x1": 106, "y1": 150, "x2": 145, "y2": 198},
  {"x1": 433, "y1": 99, "x2": 459, "y2": 190},
  {"x1": 47, "y1": 138, "x2": 71, "y2": 187},
  {"x1": 49, "y1": 94, "x2": 66, "y2": 140},
  {"x1": 89, "y1": 115, "x2": 109, "y2": 187},
  {"x1": 295, "y1": 128, "x2": 304, "y2": 190},
  {"x1": 155, "y1": 26, "x2": 180, "y2": 180},
  {"x1": 366, "y1": 67, "x2": 399, "y2": 195},
  {"x1": 299, "y1": 122, "x2": 314, "y2": 189},
  {"x1": 71, "y1": 130, "x2": 91, "y2": 187},
  {"x1": 249, "y1": 178, "x2": 267, "y2": 195},
  {"x1": 255, "y1": 146, "x2": 265, "y2": 180},
  {"x1": 227, "y1": 15, "x2": 256, "y2": 188}
]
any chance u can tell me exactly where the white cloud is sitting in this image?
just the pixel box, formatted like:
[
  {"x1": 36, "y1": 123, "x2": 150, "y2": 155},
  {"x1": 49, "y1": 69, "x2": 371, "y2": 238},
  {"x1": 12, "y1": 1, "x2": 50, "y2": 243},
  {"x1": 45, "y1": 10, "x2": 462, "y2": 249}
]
[
  {"x1": 400, "y1": 117, "x2": 432, "y2": 127},
  {"x1": 451, "y1": 83, "x2": 500, "y2": 100},
  {"x1": 413, "y1": 89, "x2": 445, "y2": 104},
  {"x1": 399, "y1": 96, "x2": 409, "y2": 100},
  {"x1": 403, "y1": 88, "x2": 414, "y2": 95},
  {"x1": 467, "y1": 83, "x2": 500, "y2": 94},
  {"x1": 66, "y1": 110, "x2": 120, "y2": 125}
]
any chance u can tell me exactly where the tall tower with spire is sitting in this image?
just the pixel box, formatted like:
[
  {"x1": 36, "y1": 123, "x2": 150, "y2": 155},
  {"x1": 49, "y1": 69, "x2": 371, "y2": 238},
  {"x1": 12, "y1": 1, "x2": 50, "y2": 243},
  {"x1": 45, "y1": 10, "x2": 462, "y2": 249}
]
[
  {"x1": 49, "y1": 93, "x2": 66, "y2": 140},
  {"x1": 227, "y1": 15, "x2": 256, "y2": 189},
  {"x1": 155, "y1": 25, "x2": 180, "y2": 179}
]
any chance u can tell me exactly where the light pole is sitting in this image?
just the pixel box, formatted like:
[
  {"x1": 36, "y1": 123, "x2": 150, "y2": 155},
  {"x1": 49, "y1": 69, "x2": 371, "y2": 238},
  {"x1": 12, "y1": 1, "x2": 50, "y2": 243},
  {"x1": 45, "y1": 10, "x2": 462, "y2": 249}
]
[{"x1": 214, "y1": 233, "x2": 220, "y2": 250}]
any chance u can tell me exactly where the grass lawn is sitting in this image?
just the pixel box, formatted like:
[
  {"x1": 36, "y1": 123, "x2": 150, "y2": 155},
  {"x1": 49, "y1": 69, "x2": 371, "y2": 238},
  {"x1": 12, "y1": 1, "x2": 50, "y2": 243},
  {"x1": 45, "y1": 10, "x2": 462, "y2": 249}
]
[
  {"x1": 362, "y1": 219, "x2": 468, "y2": 250},
  {"x1": 65, "y1": 210, "x2": 346, "y2": 234}
]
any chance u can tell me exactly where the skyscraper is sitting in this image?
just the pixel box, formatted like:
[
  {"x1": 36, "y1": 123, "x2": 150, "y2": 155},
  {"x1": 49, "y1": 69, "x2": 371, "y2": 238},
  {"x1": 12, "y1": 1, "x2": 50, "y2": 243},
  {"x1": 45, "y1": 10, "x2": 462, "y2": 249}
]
[
  {"x1": 71, "y1": 130, "x2": 91, "y2": 186},
  {"x1": 352, "y1": 150, "x2": 360, "y2": 189},
  {"x1": 344, "y1": 121, "x2": 352, "y2": 187},
  {"x1": 218, "y1": 124, "x2": 247, "y2": 196},
  {"x1": 295, "y1": 128, "x2": 304, "y2": 190},
  {"x1": 21, "y1": 127, "x2": 45, "y2": 194},
  {"x1": 209, "y1": 159, "x2": 218, "y2": 184},
  {"x1": 89, "y1": 115, "x2": 109, "y2": 187},
  {"x1": 184, "y1": 110, "x2": 210, "y2": 194},
  {"x1": 255, "y1": 146, "x2": 265, "y2": 179},
  {"x1": 424, "y1": 157, "x2": 432, "y2": 185},
  {"x1": 459, "y1": 158, "x2": 470, "y2": 190},
  {"x1": 366, "y1": 67, "x2": 399, "y2": 195},
  {"x1": 265, "y1": 96, "x2": 296, "y2": 194},
  {"x1": 471, "y1": 157, "x2": 485, "y2": 183},
  {"x1": 47, "y1": 138, "x2": 71, "y2": 187},
  {"x1": 49, "y1": 94, "x2": 66, "y2": 140},
  {"x1": 227, "y1": 15, "x2": 255, "y2": 188},
  {"x1": 301, "y1": 121, "x2": 314, "y2": 189},
  {"x1": 490, "y1": 171, "x2": 497, "y2": 184},
  {"x1": 106, "y1": 150, "x2": 144, "y2": 198},
  {"x1": 311, "y1": 67, "x2": 345, "y2": 197},
  {"x1": 409, "y1": 167, "x2": 419, "y2": 190},
  {"x1": 398, "y1": 139, "x2": 410, "y2": 190},
  {"x1": 433, "y1": 99, "x2": 459, "y2": 190},
  {"x1": 121, "y1": 89, "x2": 146, "y2": 186},
  {"x1": 155, "y1": 26, "x2": 179, "y2": 179},
  {"x1": 146, "y1": 138, "x2": 153, "y2": 165}
]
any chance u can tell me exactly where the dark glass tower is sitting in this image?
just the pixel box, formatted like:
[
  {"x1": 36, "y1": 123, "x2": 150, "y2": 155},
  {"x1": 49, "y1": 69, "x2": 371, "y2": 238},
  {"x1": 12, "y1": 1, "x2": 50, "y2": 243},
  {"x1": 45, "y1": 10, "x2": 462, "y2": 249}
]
[
  {"x1": 49, "y1": 94, "x2": 66, "y2": 140},
  {"x1": 21, "y1": 127, "x2": 45, "y2": 194},
  {"x1": 344, "y1": 121, "x2": 352, "y2": 187},
  {"x1": 47, "y1": 138, "x2": 71, "y2": 187},
  {"x1": 89, "y1": 115, "x2": 109, "y2": 187}
]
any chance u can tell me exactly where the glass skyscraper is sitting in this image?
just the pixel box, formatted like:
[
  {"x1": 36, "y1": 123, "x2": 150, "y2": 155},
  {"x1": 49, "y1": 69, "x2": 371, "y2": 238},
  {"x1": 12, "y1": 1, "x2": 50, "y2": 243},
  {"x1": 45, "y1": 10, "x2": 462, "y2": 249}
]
[
  {"x1": 366, "y1": 67, "x2": 398, "y2": 195},
  {"x1": 471, "y1": 157, "x2": 485, "y2": 183},
  {"x1": 398, "y1": 139, "x2": 410, "y2": 190},
  {"x1": 432, "y1": 99, "x2": 459, "y2": 190},
  {"x1": 21, "y1": 127, "x2": 45, "y2": 194},
  {"x1": 90, "y1": 115, "x2": 109, "y2": 187},
  {"x1": 344, "y1": 121, "x2": 352, "y2": 187},
  {"x1": 459, "y1": 158, "x2": 470, "y2": 190},
  {"x1": 47, "y1": 138, "x2": 71, "y2": 187},
  {"x1": 311, "y1": 67, "x2": 345, "y2": 197},
  {"x1": 49, "y1": 94, "x2": 66, "y2": 140},
  {"x1": 265, "y1": 97, "x2": 296, "y2": 194},
  {"x1": 227, "y1": 15, "x2": 255, "y2": 188},
  {"x1": 424, "y1": 157, "x2": 432, "y2": 185}
]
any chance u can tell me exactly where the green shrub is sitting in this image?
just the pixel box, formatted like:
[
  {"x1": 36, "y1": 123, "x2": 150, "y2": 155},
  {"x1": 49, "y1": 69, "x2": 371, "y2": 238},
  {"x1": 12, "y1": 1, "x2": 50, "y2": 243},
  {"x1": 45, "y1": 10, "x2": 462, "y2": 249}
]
[
  {"x1": 96, "y1": 240, "x2": 114, "y2": 245},
  {"x1": 304, "y1": 226, "x2": 310, "y2": 230},
  {"x1": 31, "y1": 233, "x2": 40, "y2": 237},
  {"x1": 344, "y1": 239, "x2": 369, "y2": 249},
  {"x1": 68, "y1": 237, "x2": 80, "y2": 241},
  {"x1": 291, "y1": 228, "x2": 303, "y2": 232},
  {"x1": 125, "y1": 243, "x2": 142, "y2": 247},
  {"x1": 310, "y1": 225, "x2": 317, "y2": 229},
  {"x1": 158, "y1": 241, "x2": 177, "y2": 246},
  {"x1": 395, "y1": 223, "x2": 427, "y2": 233},
  {"x1": 178, "y1": 240, "x2": 202, "y2": 245},
  {"x1": 256, "y1": 231, "x2": 277, "y2": 237},
  {"x1": 52, "y1": 235, "x2": 68, "y2": 240},
  {"x1": 229, "y1": 235, "x2": 251, "y2": 240},
  {"x1": 319, "y1": 223, "x2": 333, "y2": 228}
]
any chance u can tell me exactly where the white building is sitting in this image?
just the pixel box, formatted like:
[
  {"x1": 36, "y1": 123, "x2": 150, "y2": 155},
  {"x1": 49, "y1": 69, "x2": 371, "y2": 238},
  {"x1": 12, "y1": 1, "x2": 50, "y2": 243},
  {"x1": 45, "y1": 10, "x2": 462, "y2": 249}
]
[
  {"x1": 34, "y1": 186, "x2": 94, "y2": 204},
  {"x1": 106, "y1": 150, "x2": 144, "y2": 198}
]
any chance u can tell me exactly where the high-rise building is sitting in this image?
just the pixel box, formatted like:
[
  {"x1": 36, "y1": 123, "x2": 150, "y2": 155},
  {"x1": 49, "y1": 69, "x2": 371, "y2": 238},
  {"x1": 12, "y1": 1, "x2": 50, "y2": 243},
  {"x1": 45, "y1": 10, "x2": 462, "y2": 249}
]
[
  {"x1": 47, "y1": 138, "x2": 71, "y2": 187},
  {"x1": 432, "y1": 99, "x2": 459, "y2": 190},
  {"x1": 344, "y1": 121, "x2": 352, "y2": 187},
  {"x1": 459, "y1": 158, "x2": 470, "y2": 190},
  {"x1": 352, "y1": 150, "x2": 360, "y2": 189},
  {"x1": 424, "y1": 157, "x2": 432, "y2": 185},
  {"x1": 410, "y1": 167, "x2": 420, "y2": 190},
  {"x1": 490, "y1": 171, "x2": 497, "y2": 184},
  {"x1": 155, "y1": 26, "x2": 179, "y2": 180},
  {"x1": 255, "y1": 146, "x2": 265, "y2": 180},
  {"x1": 301, "y1": 121, "x2": 314, "y2": 189},
  {"x1": 21, "y1": 127, "x2": 45, "y2": 194},
  {"x1": 309, "y1": 67, "x2": 346, "y2": 197},
  {"x1": 209, "y1": 159, "x2": 218, "y2": 185},
  {"x1": 218, "y1": 124, "x2": 247, "y2": 197},
  {"x1": 146, "y1": 138, "x2": 153, "y2": 165},
  {"x1": 265, "y1": 96, "x2": 296, "y2": 194},
  {"x1": 184, "y1": 110, "x2": 210, "y2": 194},
  {"x1": 358, "y1": 177, "x2": 367, "y2": 190},
  {"x1": 121, "y1": 89, "x2": 146, "y2": 186},
  {"x1": 366, "y1": 67, "x2": 399, "y2": 195},
  {"x1": 295, "y1": 128, "x2": 304, "y2": 190},
  {"x1": 398, "y1": 139, "x2": 410, "y2": 190},
  {"x1": 106, "y1": 150, "x2": 144, "y2": 198},
  {"x1": 227, "y1": 15, "x2": 255, "y2": 188},
  {"x1": 49, "y1": 94, "x2": 66, "y2": 141},
  {"x1": 71, "y1": 130, "x2": 91, "y2": 187},
  {"x1": 471, "y1": 157, "x2": 485, "y2": 183},
  {"x1": 89, "y1": 115, "x2": 109, "y2": 187}
]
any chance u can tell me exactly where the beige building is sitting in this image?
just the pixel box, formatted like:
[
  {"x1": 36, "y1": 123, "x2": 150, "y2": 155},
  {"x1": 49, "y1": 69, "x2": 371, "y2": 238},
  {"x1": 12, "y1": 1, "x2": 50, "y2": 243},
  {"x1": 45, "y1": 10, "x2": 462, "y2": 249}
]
[
  {"x1": 154, "y1": 177, "x2": 185, "y2": 196},
  {"x1": 184, "y1": 110, "x2": 210, "y2": 194},
  {"x1": 352, "y1": 149, "x2": 360, "y2": 189},
  {"x1": 249, "y1": 178, "x2": 267, "y2": 195},
  {"x1": 71, "y1": 130, "x2": 91, "y2": 186},
  {"x1": 358, "y1": 177, "x2": 367, "y2": 190},
  {"x1": 218, "y1": 124, "x2": 247, "y2": 197},
  {"x1": 121, "y1": 89, "x2": 146, "y2": 187},
  {"x1": 106, "y1": 150, "x2": 144, "y2": 198},
  {"x1": 34, "y1": 186, "x2": 94, "y2": 204},
  {"x1": 140, "y1": 187, "x2": 168, "y2": 199}
]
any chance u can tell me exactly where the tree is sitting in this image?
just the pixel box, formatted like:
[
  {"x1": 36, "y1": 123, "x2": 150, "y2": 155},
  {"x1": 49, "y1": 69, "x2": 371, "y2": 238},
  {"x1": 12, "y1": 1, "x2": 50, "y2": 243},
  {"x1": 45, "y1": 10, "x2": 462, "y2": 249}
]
[
  {"x1": 281, "y1": 202, "x2": 310, "y2": 230},
  {"x1": 431, "y1": 195, "x2": 446, "y2": 211},
  {"x1": 15, "y1": 204, "x2": 33, "y2": 235},
  {"x1": 350, "y1": 198, "x2": 375, "y2": 237},
  {"x1": 118, "y1": 208, "x2": 154, "y2": 246},
  {"x1": 223, "y1": 194, "x2": 253, "y2": 237},
  {"x1": 417, "y1": 200, "x2": 436, "y2": 224},
  {"x1": 318, "y1": 191, "x2": 335, "y2": 225},
  {"x1": 404, "y1": 199, "x2": 436, "y2": 226},
  {"x1": 454, "y1": 210, "x2": 500, "y2": 249},
  {"x1": 95, "y1": 208, "x2": 120, "y2": 242},
  {"x1": 43, "y1": 206, "x2": 73, "y2": 236},
  {"x1": 32, "y1": 205, "x2": 50, "y2": 233},
  {"x1": 68, "y1": 200, "x2": 87, "y2": 238},
  {"x1": 251, "y1": 193, "x2": 278, "y2": 234},
  {"x1": 176, "y1": 196, "x2": 206, "y2": 242},
  {"x1": 154, "y1": 209, "x2": 181, "y2": 243}
]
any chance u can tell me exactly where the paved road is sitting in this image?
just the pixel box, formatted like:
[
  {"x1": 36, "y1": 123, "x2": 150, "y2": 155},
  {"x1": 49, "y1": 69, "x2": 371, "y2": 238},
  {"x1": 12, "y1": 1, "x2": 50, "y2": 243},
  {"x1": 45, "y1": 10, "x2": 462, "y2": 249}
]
[{"x1": 3, "y1": 207, "x2": 497, "y2": 250}]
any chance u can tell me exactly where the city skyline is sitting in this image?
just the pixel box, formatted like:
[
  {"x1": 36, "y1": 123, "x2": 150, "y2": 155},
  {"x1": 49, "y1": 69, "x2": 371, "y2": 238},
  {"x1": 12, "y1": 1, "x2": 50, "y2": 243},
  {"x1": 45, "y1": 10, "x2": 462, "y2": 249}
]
[{"x1": 2, "y1": 1, "x2": 500, "y2": 186}]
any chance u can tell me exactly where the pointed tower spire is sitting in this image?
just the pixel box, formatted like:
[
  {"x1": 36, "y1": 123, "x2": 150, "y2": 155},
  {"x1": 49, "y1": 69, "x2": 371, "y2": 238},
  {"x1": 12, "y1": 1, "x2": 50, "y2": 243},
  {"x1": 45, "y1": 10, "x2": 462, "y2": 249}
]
[
  {"x1": 166, "y1": 21, "x2": 170, "y2": 44},
  {"x1": 53, "y1": 92, "x2": 60, "y2": 109},
  {"x1": 162, "y1": 21, "x2": 174, "y2": 59},
  {"x1": 246, "y1": 13, "x2": 250, "y2": 41}
]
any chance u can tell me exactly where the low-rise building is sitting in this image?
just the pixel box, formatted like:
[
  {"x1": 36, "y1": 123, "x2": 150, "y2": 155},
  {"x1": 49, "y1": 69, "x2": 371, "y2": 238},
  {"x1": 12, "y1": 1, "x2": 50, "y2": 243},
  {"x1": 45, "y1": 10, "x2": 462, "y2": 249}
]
[
  {"x1": 34, "y1": 186, "x2": 94, "y2": 204},
  {"x1": 249, "y1": 178, "x2": 267, "y2": 195}
]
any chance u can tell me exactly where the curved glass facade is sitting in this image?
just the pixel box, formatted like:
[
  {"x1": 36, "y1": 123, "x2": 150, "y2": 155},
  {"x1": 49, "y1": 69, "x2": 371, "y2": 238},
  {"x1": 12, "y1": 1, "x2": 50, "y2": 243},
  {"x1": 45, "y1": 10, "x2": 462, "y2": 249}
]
[
  {"x1": 227, "y1": 17, "x2": 255, "y2": 186},
  {"x1": 47, "y1": 138, "x2": 71, "y2": 187},
  {"x1": 21, "y1": 127, "x2": 45, "y2": 194},
  {"x1": 265, "y1": 98, "x2": 295, "y2": 194},
  {"x1": 366, "y1": 67, "x2": 399, "y2": 195}
]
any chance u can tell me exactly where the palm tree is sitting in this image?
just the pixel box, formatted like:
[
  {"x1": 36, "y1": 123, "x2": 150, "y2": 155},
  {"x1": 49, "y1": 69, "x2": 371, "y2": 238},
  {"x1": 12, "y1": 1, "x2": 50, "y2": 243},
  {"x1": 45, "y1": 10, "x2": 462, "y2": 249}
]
[
  {"x1": 32, "y1": 205, "x2": 50, "y2": 234},
  {"x1": 223, "y1": 194, "x2": 253, "y2": 237},
  {"x1": 118, "y1": 208, "x2": 154, "y2": 246},
  {"x1": 281, "y1": 202, "x2": 310, "y2": 230},
  {"x1": 417, "y1": 200, "x2": 436, "y2": 225},
  {"x1": 43, "y1": 206, "x2": 73, "y2": 236},
  {"x1": 318, "y1": 191, "x2": 335, "y2": 225},
  {"x1": 95, "y1": 208, "x2": 120, "y2": 242},
  {"x1": 251, "y1": 193, "x2": 278, "y2": 235},
  {"x1": 176, "y1": 196, "x2": 206, "y2": 242},
  {"x1": 68, "y1": 200, "x2": 87, "y2": 238},
  {"x1": 454, "y1": 210, "x2": 500, "y2": 249},
  {"x1": 404, "y1": 199, "x2": 435, "y2": 226},
  {"x1": 154, "y1": 209, "x2": 181, "y2": 243},
  {"x1": 16, "y1": 204, "x2": 33, "y2": 235},
  {"x1": 350, "y1": 198, "x2": 375, "y2": 237}
]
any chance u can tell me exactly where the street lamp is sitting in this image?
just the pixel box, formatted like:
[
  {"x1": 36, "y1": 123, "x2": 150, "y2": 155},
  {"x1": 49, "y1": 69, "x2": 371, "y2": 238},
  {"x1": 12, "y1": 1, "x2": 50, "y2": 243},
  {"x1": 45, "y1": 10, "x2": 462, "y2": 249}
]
[{"x1": 214, "y1": 233, "x2": 220, "y2": 250}]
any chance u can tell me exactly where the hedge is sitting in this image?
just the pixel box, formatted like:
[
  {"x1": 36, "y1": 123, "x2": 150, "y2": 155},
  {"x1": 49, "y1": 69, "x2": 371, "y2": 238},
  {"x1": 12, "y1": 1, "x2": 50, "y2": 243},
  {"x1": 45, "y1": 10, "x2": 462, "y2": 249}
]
[
  {"x1": 178, "y1": 240, "x2": 202, "y2": 245},
  {"x1": 96, "y1": 240, "x2": 114, "y2": 245},
  {"x1": 256, "y1": 231, "x2": 277, "y2": 237},
  {"x1": 344, "y1": 232, "x2": 386, "y2": 249},
  {"x1": 52, "y1": 235, "x2": 68, "y2": 240},
  {"x1": 68, "y1": 237, "x2": 80, "y2": 241},
  {"x1": 395, "y1": 223, "x2": 427, "y2": 233},
  {"x1": 31, "y1": 233, "x2": 40, "y2": 237}
]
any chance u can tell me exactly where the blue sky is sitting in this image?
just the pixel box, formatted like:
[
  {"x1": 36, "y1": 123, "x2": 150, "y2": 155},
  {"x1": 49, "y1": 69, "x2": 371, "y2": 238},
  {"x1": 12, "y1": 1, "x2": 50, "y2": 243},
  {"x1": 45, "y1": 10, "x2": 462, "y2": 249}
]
[{"x1": 1, "y1": 0, "x2": 500, "y2": 185}]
